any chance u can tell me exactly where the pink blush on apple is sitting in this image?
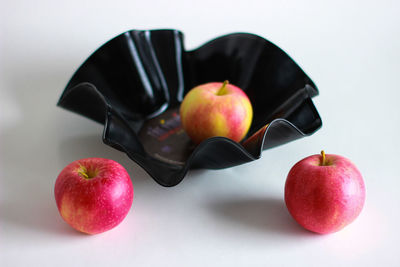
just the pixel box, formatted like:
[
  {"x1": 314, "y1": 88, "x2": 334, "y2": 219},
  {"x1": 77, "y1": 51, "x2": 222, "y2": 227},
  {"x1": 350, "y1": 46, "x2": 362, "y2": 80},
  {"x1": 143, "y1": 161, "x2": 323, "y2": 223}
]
[
  {"x1": 179, "y1": 80, "x2": 253, "y2": 144},
  {"x1": 55, "y1": 158, "x2": 134, "y2": 235}
]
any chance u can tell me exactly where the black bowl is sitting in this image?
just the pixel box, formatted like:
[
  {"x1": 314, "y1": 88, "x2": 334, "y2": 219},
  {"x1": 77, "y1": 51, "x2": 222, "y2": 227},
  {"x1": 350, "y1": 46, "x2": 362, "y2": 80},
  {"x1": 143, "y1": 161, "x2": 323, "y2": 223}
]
[{"x1": 58, "y1": 29, "x2": 322, "y2": 187}]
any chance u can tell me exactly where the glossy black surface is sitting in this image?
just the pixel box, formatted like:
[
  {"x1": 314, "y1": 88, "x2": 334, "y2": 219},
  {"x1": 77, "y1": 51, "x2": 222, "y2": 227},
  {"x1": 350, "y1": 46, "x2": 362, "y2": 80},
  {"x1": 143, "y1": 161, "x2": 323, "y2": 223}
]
[{"x1": 58, "y1": 29, "x2": 322, "y2": 187}]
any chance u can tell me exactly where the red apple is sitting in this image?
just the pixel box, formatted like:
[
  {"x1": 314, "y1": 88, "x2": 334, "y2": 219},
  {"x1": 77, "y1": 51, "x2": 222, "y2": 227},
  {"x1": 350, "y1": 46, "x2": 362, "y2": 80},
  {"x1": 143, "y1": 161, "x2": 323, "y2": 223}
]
[
  {"x1": 284, "y1": 151, "x2": 365, "y2": 234},
  {"x1": 54, "y1": 158, "x2": 133, "y2": 234},
  {"x1": 179, "y1": 80, "x2": 253, "y2": 144}
]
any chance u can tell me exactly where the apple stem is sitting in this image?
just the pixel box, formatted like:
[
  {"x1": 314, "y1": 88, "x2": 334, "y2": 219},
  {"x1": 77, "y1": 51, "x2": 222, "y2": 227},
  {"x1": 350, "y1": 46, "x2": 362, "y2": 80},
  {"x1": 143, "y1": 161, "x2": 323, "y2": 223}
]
[
  {"x1": 78, "y1": 165, "x2": 89, "y2": 179},
  {"x1": 216, "y1": 80, "x2": 229, "y2": 95},
  {"x1": 321, "y1": 150, "x2": 326, "y2": 166},
  {"x1": 78, "y1": 170, "x2": 89, "y2": 179}
]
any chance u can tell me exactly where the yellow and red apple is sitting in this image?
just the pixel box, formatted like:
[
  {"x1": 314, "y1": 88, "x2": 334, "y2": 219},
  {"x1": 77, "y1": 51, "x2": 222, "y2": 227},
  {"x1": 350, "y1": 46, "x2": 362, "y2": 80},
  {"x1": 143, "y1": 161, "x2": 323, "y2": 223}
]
[{"x1": 179, "y1": 81, "x2": 253, "y2": 144}]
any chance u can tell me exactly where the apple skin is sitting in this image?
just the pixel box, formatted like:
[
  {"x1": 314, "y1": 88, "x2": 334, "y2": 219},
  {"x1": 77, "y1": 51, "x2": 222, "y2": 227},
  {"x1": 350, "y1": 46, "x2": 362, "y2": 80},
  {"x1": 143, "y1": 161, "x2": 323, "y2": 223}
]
[
  {"x1": 179, "y1": 81, "x2": 253, "y2": 144},
  {"x1": 54, "y1": 158, "x2": 133, "y2": 234},
  {"x1": 284, "y1": 152, "x2": 365, "y2": 234}
]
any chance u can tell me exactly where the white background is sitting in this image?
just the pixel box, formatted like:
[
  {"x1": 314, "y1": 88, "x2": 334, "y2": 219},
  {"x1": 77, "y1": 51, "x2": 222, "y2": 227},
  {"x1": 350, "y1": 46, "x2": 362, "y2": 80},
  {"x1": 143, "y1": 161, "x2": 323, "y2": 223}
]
[{"x1": 1, "y1": 0, "x2": 399, "y2": 266}]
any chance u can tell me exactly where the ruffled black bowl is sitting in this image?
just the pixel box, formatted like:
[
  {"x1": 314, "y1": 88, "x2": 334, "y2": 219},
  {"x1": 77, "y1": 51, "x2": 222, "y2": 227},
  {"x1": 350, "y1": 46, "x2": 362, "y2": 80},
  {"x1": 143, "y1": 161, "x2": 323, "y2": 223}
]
[{"x1": 58, "y1": 29, "x2": 322, "y2": 187}]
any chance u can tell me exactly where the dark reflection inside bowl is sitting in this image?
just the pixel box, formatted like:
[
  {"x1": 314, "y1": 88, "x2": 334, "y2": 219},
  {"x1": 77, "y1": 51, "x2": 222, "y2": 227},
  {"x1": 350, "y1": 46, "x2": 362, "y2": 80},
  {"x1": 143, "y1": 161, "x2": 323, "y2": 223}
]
[{"x1": 138, "y1": 107, "x2": 194, "y2": 165}]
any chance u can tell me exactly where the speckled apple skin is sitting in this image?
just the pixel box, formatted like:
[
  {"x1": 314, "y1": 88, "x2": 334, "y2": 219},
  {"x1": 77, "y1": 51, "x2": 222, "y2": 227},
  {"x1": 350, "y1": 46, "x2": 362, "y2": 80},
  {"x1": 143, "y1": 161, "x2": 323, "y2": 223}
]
[
  {"x1": 179, "y1": 82, "x2": 253, "y2": 144},
  {"x1": 284, "y1": 153, "x2": 365, "y2": 234},
  {"x1": 55, "y1": 158, "x2": 133, "y2": 234}
]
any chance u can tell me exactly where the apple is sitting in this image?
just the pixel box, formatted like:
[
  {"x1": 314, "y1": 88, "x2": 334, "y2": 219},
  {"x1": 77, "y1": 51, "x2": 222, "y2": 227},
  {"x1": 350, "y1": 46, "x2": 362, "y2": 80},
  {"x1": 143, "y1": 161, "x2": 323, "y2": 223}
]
[
  {"x1": 284, "y1": 151, "x2": 365, "y2": 234},
  {"x1": 54, "y1": 158, "x2": 133, "y2": 234},
  {"x1": 179, "y1": 80, "x2": 253, "y2": 144}
]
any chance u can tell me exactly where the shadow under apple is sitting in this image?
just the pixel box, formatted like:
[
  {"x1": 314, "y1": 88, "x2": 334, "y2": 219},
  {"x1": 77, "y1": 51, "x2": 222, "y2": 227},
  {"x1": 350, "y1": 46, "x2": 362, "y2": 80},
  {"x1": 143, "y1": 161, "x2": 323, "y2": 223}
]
[
  {"x1": 0, "y1": 200, "x2": 84, "y2": 238},
  {"x1": 209, "y1": 196, "x2": 314, "y2": 237}
]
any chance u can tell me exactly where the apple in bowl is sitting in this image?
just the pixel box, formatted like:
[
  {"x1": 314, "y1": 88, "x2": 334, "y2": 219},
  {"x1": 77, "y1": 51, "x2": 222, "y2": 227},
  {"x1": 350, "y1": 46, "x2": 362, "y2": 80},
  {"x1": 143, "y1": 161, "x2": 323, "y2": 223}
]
[
  {"x1": 180, "y1": 81, "x2": 253, "y2": 144},
  {"x1": 285, "y1": 151, "x2": 366, "y2": 234},
  {"x1": 54, "y1": 158, "x2": 133, "y2": 234}
]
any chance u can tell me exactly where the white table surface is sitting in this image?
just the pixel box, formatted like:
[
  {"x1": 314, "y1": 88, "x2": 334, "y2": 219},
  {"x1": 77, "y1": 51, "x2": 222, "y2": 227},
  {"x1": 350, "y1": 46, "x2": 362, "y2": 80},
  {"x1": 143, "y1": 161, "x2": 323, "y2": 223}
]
[{"x1": 1, "y1": 0, "x2": 399, "y2": 266}]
